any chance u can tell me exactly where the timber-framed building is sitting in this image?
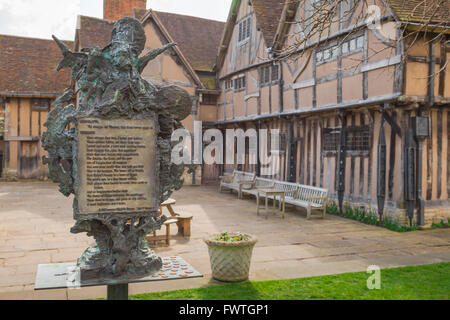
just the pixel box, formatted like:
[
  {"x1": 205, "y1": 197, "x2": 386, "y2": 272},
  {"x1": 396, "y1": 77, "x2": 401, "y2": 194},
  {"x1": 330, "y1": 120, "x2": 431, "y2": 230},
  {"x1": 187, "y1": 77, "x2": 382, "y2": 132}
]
[
  {"x1": 213, "y1": 0, "x2": 449, "y2": 225},
  {"x1": 0, "y1": 0, "x2": 448, "y2": 226}
]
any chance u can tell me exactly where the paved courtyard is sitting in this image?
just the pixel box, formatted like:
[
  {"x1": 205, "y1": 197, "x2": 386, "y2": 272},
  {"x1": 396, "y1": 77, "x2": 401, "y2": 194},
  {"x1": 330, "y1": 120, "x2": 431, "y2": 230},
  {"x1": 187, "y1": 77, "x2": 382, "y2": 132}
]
[{"x1": 0, "y1": 181, "x2": 449, "y2": 299}]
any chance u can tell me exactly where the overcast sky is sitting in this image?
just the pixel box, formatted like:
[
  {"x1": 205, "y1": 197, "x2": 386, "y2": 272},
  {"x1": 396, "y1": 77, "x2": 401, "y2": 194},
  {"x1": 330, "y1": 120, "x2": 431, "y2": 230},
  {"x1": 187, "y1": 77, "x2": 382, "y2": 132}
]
[{"x1": 0, "y1": 0, "x2": 232, "y2": 40}]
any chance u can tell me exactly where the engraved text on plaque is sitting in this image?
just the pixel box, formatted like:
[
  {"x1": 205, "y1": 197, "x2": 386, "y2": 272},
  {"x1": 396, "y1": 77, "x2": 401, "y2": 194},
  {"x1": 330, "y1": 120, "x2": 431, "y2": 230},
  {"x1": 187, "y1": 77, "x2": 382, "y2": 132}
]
[{"x1": 77, "y1": 118, "x2": 157, "y2": 215}]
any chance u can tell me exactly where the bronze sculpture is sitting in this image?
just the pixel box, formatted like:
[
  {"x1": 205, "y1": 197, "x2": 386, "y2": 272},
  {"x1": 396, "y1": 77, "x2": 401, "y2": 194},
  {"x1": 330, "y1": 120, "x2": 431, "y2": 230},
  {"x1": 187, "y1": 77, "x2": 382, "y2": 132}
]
[{"x1": 42, "y1": 17, "x2": 192, "y2": 280}]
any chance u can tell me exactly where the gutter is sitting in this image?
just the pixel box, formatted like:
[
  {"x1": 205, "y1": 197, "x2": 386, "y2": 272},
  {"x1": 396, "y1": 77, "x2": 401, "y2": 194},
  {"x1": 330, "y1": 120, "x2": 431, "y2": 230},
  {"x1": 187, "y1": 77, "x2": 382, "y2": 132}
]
[{"x1": 0, "y1": 92, "x2": 61, "y2": 98}]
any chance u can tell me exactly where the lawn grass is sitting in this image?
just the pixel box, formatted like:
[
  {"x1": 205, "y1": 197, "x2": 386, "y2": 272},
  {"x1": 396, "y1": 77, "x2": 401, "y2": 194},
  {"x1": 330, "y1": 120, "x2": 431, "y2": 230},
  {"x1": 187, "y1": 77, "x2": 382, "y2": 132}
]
[{"x1": 131, "y1": 262, "x2": 449, "y2": 300}]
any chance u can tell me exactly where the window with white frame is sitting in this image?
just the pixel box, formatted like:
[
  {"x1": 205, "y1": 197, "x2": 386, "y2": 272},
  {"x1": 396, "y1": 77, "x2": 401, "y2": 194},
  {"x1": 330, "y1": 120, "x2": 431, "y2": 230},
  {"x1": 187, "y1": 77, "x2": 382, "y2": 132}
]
[
  {"x1": 224, "y1": 79, "x2": 233, "y2": 91},
  {"x1": 234, "y1": 76, "x2": 246, "y2": 91},
  {"x1": 341, "y1": 35, "x2": 364, "y2": 55},
  {"x1": 315, "y1": 34, "x2": 364, "y2": 64},
  {"x1": 315, "y1": 45, "x2": 339, "y2": 64},
  {"x1": 238, "y1": 16, "x2": 251, "y2": 43}
]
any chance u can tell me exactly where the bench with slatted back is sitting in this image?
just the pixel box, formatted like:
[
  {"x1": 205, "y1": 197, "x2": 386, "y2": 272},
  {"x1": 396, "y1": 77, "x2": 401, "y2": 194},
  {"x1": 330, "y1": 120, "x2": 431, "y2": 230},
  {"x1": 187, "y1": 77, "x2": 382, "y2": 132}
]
[
  {"x1": 287, "y1": 184, "x2": 328, "y2": 219},
  {"x1": 241, "y1": 178, "x2": 328, "y2": 219},
  {"x1": 219, "y1": 170, "x2": 256, "y2": 199}
]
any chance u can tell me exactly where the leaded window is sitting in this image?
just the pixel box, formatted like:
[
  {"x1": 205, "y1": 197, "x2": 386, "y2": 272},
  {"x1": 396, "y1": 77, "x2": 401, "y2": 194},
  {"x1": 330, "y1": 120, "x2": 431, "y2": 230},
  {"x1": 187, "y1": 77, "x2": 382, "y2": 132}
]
[
  {"x1": 234, "y1": 76, "x2": 246, "y2": 92},
  {"x1": 259, "y1": 64, "x2": 280, "y2": 85},
  {"x1": 323, "y1": 125, "x2": 371, "y2": 156},
  {"x1": 238, "y1": 17, "x2": 251, "y2": 43}
]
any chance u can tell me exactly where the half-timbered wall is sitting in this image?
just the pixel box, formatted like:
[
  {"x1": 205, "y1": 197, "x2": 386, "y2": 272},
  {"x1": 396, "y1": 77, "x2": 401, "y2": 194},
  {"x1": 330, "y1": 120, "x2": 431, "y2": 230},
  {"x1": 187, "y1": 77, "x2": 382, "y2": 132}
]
[
  {"x1": 216, "y1": 0, "x2": 449, "y2": 225},
  {"x1": 218, "y1": 0, "x2": 278, "y2": 122},
  {"x1": 142, "y1": 19, "x2": 198, "y2": 132},
  {"x1": 2, "y1": 97, "x2": 52, "y2": 179}
]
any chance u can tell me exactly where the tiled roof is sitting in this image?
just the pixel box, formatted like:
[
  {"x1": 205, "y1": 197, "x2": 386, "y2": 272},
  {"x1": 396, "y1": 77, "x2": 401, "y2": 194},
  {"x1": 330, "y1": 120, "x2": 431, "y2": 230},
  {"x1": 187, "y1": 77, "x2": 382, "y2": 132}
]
[
  {"x1": 77, "y1": 12, "x2": 224, "y2": 73},
  {"x1": 0, "y1": 34, "x2": 73, "y2": 96},
  {"x1": 76, "y1": 15, "x2": 115, "y2": 49},
  {"x1": 154, "y1": 11, "x2": 225, "y2": 72},
  {"x1": 252, "y1": 0, "x2": 285, "y2": 47},
  {"x1": 386, "y1": 0, "x2": 450, "y2": 25}
]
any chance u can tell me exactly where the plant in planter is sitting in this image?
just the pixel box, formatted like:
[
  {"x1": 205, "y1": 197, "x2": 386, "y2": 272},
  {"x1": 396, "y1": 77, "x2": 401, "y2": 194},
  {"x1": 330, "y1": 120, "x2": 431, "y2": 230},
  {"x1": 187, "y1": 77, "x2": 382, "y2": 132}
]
[{"x1": 204, "y1": 231, "x2": 257, "y2": 282}]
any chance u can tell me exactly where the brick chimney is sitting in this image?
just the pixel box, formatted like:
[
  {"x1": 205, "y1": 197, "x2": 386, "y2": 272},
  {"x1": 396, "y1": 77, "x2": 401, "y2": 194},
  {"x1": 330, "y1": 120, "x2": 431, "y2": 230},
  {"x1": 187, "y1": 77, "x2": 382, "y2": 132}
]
[{"x1": 103, "y1": 0, "x2": 147, "y2": 21}]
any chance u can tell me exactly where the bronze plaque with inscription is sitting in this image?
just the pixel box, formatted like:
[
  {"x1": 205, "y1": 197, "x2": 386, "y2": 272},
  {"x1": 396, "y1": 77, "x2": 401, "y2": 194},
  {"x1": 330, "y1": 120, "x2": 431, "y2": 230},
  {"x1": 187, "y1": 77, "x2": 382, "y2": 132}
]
[{"x1": 77, "y1": 118, "x2": 157, "y2": 216}]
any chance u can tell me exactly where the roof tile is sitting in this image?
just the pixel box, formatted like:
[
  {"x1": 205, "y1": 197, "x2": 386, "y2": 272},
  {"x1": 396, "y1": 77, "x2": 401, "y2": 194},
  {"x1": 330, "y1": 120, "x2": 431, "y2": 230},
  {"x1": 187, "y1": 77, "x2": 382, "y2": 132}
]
[
  {"x1": 0, "y1": 35, "x2": 72, "y2": 95},
  {"x1": 155, "y1": 11, "x2": 225, "y2": 72},
  {"x1": 252, "y1": 0, "x2": 285, "y2": 47},
  {"x1": 386, "y1": 0, "x2": 450, "y2": 25},
  {"x1": 77, "y1": 15, "x2": 115, "y2": 49}
]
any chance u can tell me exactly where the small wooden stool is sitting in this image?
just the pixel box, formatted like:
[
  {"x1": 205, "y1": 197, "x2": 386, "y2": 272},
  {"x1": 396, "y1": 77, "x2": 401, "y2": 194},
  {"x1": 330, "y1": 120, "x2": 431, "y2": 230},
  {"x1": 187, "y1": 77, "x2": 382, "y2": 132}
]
[
  {"x1": 146, "y1": 218, "x2": 178, "y2": 246},
  {"x1": 175, "y1": 215, "x2": 193, "y2": 237}
]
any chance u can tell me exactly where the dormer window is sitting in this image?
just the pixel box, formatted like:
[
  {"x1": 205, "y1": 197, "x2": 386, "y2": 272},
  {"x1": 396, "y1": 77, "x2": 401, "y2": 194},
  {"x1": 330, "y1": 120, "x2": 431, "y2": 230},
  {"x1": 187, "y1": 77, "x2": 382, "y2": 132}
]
[{"x1": 238, "y1": 16, "x2": 251, "y2": 43}]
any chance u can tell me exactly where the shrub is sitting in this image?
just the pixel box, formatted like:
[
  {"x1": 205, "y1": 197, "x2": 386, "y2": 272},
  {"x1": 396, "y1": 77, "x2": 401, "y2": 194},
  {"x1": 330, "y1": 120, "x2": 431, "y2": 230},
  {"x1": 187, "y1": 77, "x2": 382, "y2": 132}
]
[
  {"x1": 214, "y1": 231, "x2": 249, "y2": 242},
  {"x1": 326, "y1": 201, "x2": 417, "y2": 232},
  {"x1": 431, "y1": 218, "x2": 450, "y2": 229},
  {"x1": 0, "y1": 117, "x2": 4, "y2": 135}
]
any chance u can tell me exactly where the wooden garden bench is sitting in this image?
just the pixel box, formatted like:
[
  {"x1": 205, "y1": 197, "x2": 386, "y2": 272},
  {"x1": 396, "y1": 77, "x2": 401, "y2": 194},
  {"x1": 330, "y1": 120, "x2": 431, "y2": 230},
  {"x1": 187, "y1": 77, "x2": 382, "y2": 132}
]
[
  {"x1": 241, "y1": 177, "x2": 328, "y2": 219},
  {"x1": 219, "y1": 170, "x2": 256, "y2": 199},
  {"x1": 286, "y1": 184, "x2": 328, "y2": 219},
  {"x1": 241, "y1": 177, "x2": 275, "y2": 197},
  {"x1": 146, "y1": 218, "x2": 178, "y2": 246},
  {"x1": 145, "y1": 198, "x2": 193, "y2": 246}
]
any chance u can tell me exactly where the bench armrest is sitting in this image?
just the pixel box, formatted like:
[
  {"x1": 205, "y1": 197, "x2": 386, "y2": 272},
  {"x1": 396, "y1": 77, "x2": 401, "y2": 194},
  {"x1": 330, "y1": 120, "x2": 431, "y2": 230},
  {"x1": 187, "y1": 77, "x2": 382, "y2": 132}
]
[
  {"x1": 219, "y1": 175, "x2": 233, "y2": 183},
  {"x1": 238, "y1": 180, "x2": 256, "y2": 191}
]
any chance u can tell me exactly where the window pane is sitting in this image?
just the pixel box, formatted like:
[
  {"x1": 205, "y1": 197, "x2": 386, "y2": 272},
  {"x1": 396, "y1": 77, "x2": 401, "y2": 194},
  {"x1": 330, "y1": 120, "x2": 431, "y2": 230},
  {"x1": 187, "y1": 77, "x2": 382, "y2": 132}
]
[
  {"x1": 342, "y1": 42, "x2": 348, "y2": 54},
  {"x1": 243, "y1": 20, "x2": 247, "y2": 40},
  {"x1": 246, "y1": 18, "x2": 251, "y2": 38},
  {"x1": 323, "y1": 128, "x2": 341, "y2": 152},
  {"x1": 350, "y1": 38, "x2": 356, "y2": 51},
  {"x1": 316, "y1": 51, "x2": 323, "y2": 62},
  {"x1": 357, "y1": 36, "x2": 364, "y2": 49},
  {"x1": 345, "y1": 126, "x2": 370, "y2": 152},
  {"x1": 264, "y1": 66, "x2": 270, "y2": 83},
  {"x1": 271, "y1": 65, "x2": 279, "y2": 81},
  {"x1": 332, "y1": 46, "x2": 339, "y2": 58},
  {"x1": 323, "y1": 49, "x2": 330, "y2": 60}
]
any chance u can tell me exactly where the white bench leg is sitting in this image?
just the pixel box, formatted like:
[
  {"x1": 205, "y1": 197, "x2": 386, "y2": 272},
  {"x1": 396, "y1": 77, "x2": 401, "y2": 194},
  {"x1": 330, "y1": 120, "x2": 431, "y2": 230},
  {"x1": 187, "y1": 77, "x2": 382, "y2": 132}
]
[
  {"x1": 256, "y1": 193, "x2": 260, "y2": 216},
  {"x1": 306, "y1": 203, "x2": 312, "y2": 220}
]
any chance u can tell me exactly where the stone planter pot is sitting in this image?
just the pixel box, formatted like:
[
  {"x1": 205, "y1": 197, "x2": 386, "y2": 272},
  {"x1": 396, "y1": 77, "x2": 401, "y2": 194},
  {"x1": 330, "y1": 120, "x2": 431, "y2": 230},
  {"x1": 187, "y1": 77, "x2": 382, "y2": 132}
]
[{"x1": 204, "y1": 233, "x2": 258, "y2": 282}]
